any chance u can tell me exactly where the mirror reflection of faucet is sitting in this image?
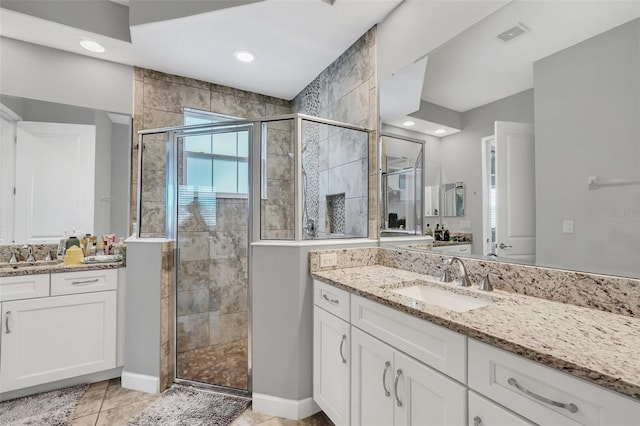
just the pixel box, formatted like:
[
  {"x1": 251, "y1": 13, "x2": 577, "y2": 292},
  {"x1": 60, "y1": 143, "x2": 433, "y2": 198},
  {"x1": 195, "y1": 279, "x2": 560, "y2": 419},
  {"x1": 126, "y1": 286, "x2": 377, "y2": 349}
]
[{"x1": 24, "y1": 245, "x2": 36, "y2": 262}]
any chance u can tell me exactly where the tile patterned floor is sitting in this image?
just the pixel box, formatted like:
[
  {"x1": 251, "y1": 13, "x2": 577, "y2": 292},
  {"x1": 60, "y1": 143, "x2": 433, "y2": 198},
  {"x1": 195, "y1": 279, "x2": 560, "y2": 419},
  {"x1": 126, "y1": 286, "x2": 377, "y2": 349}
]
[
  {"x1": 72, "y1": 378, "x2": 333, "y2": 426},
  {"x1": 177, "y1": 339, "x2": 248, "y2": 389}
]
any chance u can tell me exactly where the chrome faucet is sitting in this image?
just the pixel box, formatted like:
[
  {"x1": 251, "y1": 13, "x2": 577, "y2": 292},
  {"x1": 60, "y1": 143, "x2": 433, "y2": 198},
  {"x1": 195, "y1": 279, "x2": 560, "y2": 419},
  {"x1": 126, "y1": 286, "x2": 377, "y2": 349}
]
[
  {"x1": 443, "y1": 257, "x2": 471, "y2": 287},
  {"x1": 8, "y1": 250, "x2": 18, "y2": 264},
  {"x1": 25, "y1": 245, "x2": 36, "y2": 262}
]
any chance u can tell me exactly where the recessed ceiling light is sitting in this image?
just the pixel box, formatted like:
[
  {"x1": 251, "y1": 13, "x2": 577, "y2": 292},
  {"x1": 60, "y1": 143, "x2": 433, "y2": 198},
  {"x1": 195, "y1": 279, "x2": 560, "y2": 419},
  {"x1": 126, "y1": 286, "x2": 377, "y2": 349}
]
[
  {"x1": 79, "y1": 39, "x2": 105, "y2": 53},
  {"x1": 234, "y1": 50, "x2": 254, "y2": 63},
  {"x1": 434, "y1": 129, "x2": 447, "y2": 135},
  {"x1": 403, "y1": 120, "x2": 415, "y2": 127}
]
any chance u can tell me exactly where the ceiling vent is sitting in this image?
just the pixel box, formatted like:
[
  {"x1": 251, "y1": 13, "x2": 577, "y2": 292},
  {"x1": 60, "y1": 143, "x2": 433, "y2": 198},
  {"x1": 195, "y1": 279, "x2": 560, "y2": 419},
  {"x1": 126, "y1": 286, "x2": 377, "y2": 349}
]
[{"x1": 497, "y1": 23, "x2": 530, "y2": 42}]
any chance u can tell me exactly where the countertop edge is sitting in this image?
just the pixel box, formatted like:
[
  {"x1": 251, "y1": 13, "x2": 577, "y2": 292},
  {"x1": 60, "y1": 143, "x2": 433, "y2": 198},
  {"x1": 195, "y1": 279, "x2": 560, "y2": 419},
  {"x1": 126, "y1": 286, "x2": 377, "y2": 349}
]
[{"x1": 0, "y1": 262, "x2": 125, "y2": 277}]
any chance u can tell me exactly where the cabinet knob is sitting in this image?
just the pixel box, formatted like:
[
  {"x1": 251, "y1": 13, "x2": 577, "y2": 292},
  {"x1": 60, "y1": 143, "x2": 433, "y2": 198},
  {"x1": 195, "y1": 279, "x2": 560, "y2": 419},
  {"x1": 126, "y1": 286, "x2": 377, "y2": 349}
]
[{"x1": 473, "y1": 416, "x2": 482, "y2": 426}]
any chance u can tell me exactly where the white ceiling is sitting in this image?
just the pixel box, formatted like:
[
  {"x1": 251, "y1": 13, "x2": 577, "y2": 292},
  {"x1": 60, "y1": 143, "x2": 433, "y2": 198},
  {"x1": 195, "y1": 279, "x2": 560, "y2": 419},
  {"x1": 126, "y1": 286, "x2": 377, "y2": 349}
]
[
  {"x1": 422, "y1": 1, "x2": 640, "y2": 112},
  {"x1": 0, "y1": 0, "x2": 401, "y2": 100}
]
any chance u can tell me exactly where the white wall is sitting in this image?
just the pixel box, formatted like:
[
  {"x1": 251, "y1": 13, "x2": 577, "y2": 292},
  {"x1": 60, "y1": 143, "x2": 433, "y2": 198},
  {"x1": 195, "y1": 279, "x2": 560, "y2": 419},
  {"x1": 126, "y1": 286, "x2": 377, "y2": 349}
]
[
  {"x1": 0, "y1": 37, "x2": 133, "y2": 115},
  {"x1": 534, "y1": 19, "x2": 640, "y2": 278},
  {"x1": 438, "y1": 89, "x2": 534, "y2": 254}
]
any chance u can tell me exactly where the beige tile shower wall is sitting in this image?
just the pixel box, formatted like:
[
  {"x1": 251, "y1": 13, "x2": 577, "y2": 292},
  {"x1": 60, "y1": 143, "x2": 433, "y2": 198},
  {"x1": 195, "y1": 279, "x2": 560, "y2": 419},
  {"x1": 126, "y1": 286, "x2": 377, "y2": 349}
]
[
  {"x1": 176, "y1": 199, "x2": 249, "y2": 352},
  {"x1": 159, "y1": 240, "x2": 175, "y2": 391},
  {"x1": 293, "y1": 26, "x2": 379, "y2": 239},
  {"x1": 131, "y1": 66, "x2": 292, "y2": 234},
  {"x1": 261, "y1": 121, "x2": 295, "y2": 240}
]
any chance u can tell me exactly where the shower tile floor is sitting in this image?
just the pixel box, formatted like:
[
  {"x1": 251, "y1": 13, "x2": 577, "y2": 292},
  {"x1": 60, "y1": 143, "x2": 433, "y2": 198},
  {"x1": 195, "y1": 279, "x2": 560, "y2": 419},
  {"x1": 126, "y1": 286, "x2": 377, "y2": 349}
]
[
  {"x1": 177, "y1": 339, "x2": 248, "y2": 389},
  {"x1": 72, "y1": 378, "x2": 333, "y2": 425}
]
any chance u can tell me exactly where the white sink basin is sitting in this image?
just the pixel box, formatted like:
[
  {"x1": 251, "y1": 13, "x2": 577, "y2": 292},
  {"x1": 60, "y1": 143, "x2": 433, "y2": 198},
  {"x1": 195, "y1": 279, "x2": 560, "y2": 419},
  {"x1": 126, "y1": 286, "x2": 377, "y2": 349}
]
[{"x1": 391, "y1": 284, "x2": 492, "y2": 312}]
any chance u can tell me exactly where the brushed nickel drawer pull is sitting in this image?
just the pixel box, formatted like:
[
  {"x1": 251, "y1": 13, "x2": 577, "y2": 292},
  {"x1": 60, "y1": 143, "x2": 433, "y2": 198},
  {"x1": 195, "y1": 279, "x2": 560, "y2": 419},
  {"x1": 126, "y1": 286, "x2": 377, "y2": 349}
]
[
  {"x1": 71, "y1": 278, "x2": 100, "y2": 286},
  {"x1": 339, "y1": 334, "x2": 347, "y2": 364},
  {"x1": 382, "y1": 361, "x2": 391, "y2": 397},
  {"x1": 394, "y1": 369, "x2": 403, "y2": 407},
  {"x1": 508, "y1": 377, "x2": 578, "y2": 413},
  {"x1": 322, "y1": 293, "x2": 339, "y2": 305},
  {"x1": 5, "y1": 311, "x2": 11, "y2": 334}
]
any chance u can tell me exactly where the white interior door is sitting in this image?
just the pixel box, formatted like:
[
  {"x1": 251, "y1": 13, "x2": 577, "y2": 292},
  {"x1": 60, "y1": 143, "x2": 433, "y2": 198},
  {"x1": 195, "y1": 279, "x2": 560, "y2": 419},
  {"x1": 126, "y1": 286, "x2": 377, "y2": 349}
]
[
  {"x1": 15, "y1": 121, "x2": 95, "y2": 243},
  {"x1": 495, "y1": 121, "x2": 535, "y2": 261}
]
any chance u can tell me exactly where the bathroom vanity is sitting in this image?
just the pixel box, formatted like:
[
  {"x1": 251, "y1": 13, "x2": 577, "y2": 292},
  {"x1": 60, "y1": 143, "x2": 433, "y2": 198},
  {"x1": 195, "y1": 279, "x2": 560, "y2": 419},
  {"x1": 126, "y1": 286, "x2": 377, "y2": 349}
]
[
  {"x1": 0, "y1": 262, "x2": 125, "y2": 397},
  {"x1": 310, "y1": 248, "x2": 640, "y2": 426}
]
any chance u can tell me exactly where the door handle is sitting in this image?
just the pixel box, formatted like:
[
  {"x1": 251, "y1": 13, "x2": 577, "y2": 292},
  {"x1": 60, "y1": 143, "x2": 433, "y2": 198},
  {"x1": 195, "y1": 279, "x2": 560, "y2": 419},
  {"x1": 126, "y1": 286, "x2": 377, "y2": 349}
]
[
  {"x1": 394, "y1": 369, "x2": 403, "y2": 407},
  {"x1": 508, "y1": 377, "x2": 578, "y2": 413},
  {"x1": 339, "y1": 334, "x2": 347, "y2": 364},
  {"x1": 5, "y1": 311, "x2": 11, "y2": 334},
  {"x1": 498, "y1": 243, "x2": 512, "y2": 249},
  {"x1": 382, "y1": 361, "x2": 391, "y2": 397}
]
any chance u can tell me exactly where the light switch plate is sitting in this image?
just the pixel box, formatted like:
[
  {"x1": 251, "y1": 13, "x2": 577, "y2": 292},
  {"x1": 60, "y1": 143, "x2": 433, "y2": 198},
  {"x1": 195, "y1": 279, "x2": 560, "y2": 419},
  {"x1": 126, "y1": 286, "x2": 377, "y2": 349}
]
[
  {"x1": 320, "y1": 253, "x2": 338, "y2": 267},
  {"x1": 562, "y1": 219, "x2": 574, "y2": 234}
]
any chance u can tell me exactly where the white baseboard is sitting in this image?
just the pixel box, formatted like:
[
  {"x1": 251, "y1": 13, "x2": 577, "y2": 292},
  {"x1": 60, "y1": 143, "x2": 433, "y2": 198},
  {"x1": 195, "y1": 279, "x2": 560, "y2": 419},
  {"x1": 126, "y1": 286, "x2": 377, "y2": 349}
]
[
  {"x1": 252, "y1": 393, "x2": 320, "y2": 420},
  {"x1": 121, "y1": 370, "x2": 159, "y2": 394}
]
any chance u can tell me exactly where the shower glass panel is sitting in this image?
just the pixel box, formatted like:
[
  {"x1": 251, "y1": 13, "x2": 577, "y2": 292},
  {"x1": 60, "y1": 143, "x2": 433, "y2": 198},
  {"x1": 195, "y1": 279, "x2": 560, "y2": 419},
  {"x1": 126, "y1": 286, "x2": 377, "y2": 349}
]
[
  {"x1": 300, "y1": 119, "x2": 369, "y2": 239},
  {"x1": 380, "y1": 134, "x2": 424, "y2": 237},
  {"x1": 175, "y1": 124, "x2": 252, "y2": 391},
  {"x1": 136, "y1": 113, "x2": 372, "y2": 396},
  {"x1": 260, "y1": 119, "x2": 295, "y2": 240}
]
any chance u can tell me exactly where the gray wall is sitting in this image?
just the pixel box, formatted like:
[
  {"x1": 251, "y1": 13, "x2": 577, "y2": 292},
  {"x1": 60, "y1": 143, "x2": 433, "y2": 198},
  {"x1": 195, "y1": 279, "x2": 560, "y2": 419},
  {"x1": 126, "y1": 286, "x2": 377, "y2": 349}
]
[
  {"x1": 111, "y1": 123, "x2": 131, "y2": 239},
  {"x1": 0, "y1": 37, "x2": 133, "y2": 115},
  {"x1": 534, "y1": 19, "x2": 640, "y2": 278},
  {"x1": 1, "y1": 1, "x2": 131, "y2": 42},
  {"x1": 251, "y1": 240, "x2": 377, "y2": 401},
  {"x1": 439, "y1": 89, "x2": 534, "y2": 254},
  {"x1": 124, "y1": 240, "x2": 162, "y2": 377}
]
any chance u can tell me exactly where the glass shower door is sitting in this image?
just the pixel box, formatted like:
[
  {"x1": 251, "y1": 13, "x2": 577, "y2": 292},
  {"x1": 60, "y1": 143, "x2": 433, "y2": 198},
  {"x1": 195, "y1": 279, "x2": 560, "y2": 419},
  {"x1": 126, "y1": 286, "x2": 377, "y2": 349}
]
[{"x1": 174, "y1": 124, "x2": 251, "y2": 391}]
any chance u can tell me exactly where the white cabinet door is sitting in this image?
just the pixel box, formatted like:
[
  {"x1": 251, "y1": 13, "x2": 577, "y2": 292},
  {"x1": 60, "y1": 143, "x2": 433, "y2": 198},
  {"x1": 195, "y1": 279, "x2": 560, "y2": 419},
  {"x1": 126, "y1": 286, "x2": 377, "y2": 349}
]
[
  {"x1": 394, "y1": 350, "x2": 467, "y2": 426},
  {"x1": 0, "y1": 291, "x2": 116, "y2": 392},
  {"x1": 313, "y1": 306, "x2": 350, "y2": 426},
  {"x1": 351, "y1": 327, "x2": 395, "y2": 426},
  {"x1": 468, "y1": 391, "x2": 534, "y2": 426}
]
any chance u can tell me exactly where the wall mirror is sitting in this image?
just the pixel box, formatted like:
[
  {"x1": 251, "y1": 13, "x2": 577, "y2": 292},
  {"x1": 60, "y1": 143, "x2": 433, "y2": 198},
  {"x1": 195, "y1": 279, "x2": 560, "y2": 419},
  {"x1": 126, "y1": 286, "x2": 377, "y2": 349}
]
[
  {"x1": 441, "y1": 182, "x2": 465, "y2": 217},
  {"x1": 379, "y1": 133, "x2": 425, "y2": 238},
  {"x1": 0, "y1": 94, "x2": 131, "y2": 245},
  {"x1": 379, "y1": 1, "x2": 640, "y2": 279}
]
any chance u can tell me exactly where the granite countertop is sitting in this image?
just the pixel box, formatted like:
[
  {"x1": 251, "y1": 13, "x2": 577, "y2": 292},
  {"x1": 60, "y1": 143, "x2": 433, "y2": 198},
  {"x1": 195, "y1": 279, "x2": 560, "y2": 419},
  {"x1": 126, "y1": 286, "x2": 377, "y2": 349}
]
[
  {"x1": 0, "y1": 261, "x2": 125, "y2": 277},
  {"x1": 311, "y1": 265, "x2": 640, "y2": 401}
]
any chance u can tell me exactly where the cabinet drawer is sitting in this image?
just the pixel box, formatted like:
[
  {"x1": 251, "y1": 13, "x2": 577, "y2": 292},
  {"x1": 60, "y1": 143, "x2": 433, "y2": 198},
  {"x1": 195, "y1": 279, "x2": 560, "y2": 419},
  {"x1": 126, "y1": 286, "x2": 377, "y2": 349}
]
[
  {"x1": 468, "y1": 339, "x2": 640, "y2": 426},
  {"x1": 432, "y1": 244, "x2": 471, "y2": 254},
  {"x1": 0, "y1": 274, "x2": 49, "y2": 302},
  {"x1": 468, "y1": 391, "x2": 533, "y2": 426},
  {"x1": 51, "y1": 269, "x2": 117, "y2": 296},
  {"x1": 351, "y1": 294, "x2": 466, "y2": 383},
  {"x1": 314, "y1": 280, "x2": 350, "y2": 321}
]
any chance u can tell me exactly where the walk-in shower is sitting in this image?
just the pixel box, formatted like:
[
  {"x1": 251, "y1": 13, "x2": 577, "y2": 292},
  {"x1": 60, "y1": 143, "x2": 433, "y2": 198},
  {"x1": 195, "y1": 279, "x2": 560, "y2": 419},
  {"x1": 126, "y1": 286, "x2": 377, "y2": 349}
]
[
  {"x1": 379, "y1": 133, "x2": 424, "y2": 237},
  {"x1": 136, "y1": 114, "x2": 370, "y2": 394}
]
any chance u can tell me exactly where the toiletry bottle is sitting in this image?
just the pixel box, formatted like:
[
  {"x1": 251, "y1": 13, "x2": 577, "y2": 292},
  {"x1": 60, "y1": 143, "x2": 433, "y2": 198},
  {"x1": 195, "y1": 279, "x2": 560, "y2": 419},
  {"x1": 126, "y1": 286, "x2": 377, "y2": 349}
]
[
  {"x1": 425, "y1": 224, "x2": 432, "y2": 237},
  {"x1": 444, "y1": 229, "x2": 450, "y2": 241},
  {"x1": 96, "y1": 242, "x2": 105, "y2": 256},
  {"x1": 65, "y1": 236, "x2": 80, "y2": 250}
]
